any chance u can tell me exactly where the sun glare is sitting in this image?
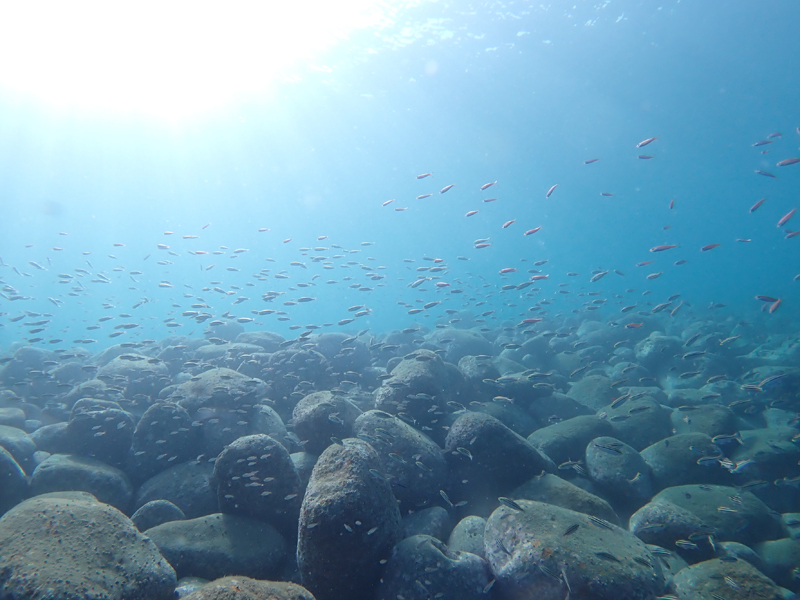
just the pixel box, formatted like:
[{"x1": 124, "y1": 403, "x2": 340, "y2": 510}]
[{"x1": 0, "y1": 0, "x2": 394, "y2": 118}]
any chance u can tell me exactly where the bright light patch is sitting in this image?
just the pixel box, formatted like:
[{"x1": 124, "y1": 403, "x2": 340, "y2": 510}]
[{"x1": 0, "y1": 1, "x2": 397, "y2": 118}]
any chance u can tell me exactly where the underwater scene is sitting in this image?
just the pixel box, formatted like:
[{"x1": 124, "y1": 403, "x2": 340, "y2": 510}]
[{"x1": 1, "y1": 1, "x2": 799, "y2": 599}]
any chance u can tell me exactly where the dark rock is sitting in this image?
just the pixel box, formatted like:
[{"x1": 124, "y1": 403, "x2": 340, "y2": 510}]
[
  {"x1": 146, "y1": 513, "x2": 286, "y2": 581},
  {"x1": 527, "y1": 415, "x2": 614, "y2": 466},
  {"x1": 630, "y1": 498, "x2": 715, "y2": 562},
  {"x1": 634, "y1": 333, "x2": 683, "y2": 376},
  {"x1": 213, "y1": 434, "x2": 301, "y2": 534},
  {"x1": 567, "y1": 375, "x2": 615, "y2": 410},
  {"x1": 632, "y1": 484, "x2": 783, "y2": 554},
  {"x1": 204, "y1": 320, "x2": 244, "y2": 342},
  {"x1": 0, "y1": 445, "x2": 28, "y2": 515},
  {"x1": 641, "y1": 433, "x2": 733, "y2": 491},
  {"x1": 672, "y1": 558, "x2": 785, "y2": 600},
  {"x1": 447, "y1": 515, "x2": 487, "y2": 558},
  {"x1": 30, "y1": 453, "x2": 134, "y2": 513},
  {"x1": 171, "y1": 367, "x2": 269, "y2": 416},
  {"x1": 374, "y1": 350, "x2": 463, "y2": 442},
  {"x1": 0, "y1": 424, "x2": 37, "y2": 474},
  {"x1": 297, "y1": 439, "x2": 401, "y2": 600},
  {"x1": 60, "y1": 378, "x2": 120, "y2": 409},
  {"x1": 291, "y1": 391, "x2": 361, "y2": 455},
  {"x1": 512, "y1": 472, "x2": 620, "y2": 524},
  {"x1": 250, "y1": 404, "x2": 291, "y2": 449},
  {"x1": 127, "y1": 401, "x2": 200, "y2": 485},
  {"x1": 603, "y1": 396, "x2": 672, "y2": 450},
  {"x1": 96, "y1": 353, "x2": 170, "y2": 399},
  {"x1": 716, "y1": 541, "x2": 765, "y2": 571},
  {"x1": 0, "y1": 407, "x2": 25, "y2": 429},
  {"x1": 782, "y1": 513, "x2": 800, "y2": 539},
  {"x1": 354, "y1": 410, "x2": 446, "y2": 511},
  {"x1": 235, "y1": 331, "x2": 285, "y2": 352},
  {"x1": 181, "y1": 576, "x2": 315, "y2": 600},
  {"x1": 131, "y1": 499, "x2": 186, "y2": 531},
  {"x1": 0, "y1": 493, "x2": 175, "y2": 600},
  {"x1": 309, "y1": 332, "x2": 371, "y2": 374},
  {"x1": 259, "y1": 348, "x2": 334, "y2": 418},
  {"x1": 444, "y1": 412, "x2": 555, "y2": 514},
  {"x1": 472, "y1": 399, "x2": 539, "y2": 437},
  {"x1": 64, "y1": 398, "x2": 134, "y2": 468},
  {"x1": 401, "y1": 506, "x2": 451, "y2": 540},
  {"x1": 526, "y1": 391, "x2": 594, "y2": 425},
  {"x1": 291, "y1": 452, "x2": 317, "y2": 492},
  {"x1": 485, "y1": 499, "x2": 664, "y2": 600},
  {"x1": 27, "y1": 421, "x2": 69, "y2": 454},
  {"x1": 670, "y1": 403, "x2": 738, "y2": 437},
  {"x1": 135, "y1": 460, "x2": 218, "y2": 519},
  {"x1": 376, "y1": 535, "x2": 491, "y2": 600},
  {"x1": 429, "y1": 328, "x2": 492, "y2": 364},
  {"x1": 458, "y1": 355, "x2": 500, "y2": 386},
  {"x1": 585, "y1": 436, "x2": 654, "y2": 510},
  {"x1": 174, "y1": 577, "x2": 209, "y2": 598},
  {"x1": 171, "y1": 368, "x2": 270, "y2": 456},
  {"x1": 731, "y1": 427, "x2": 800, "y2": 483},
  {"x1": 755, "y1": 538, "x2": 800, "y2": 592}
]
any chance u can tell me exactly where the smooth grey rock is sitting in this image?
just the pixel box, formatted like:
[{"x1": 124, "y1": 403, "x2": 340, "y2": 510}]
[
  {"x1": 641, "y1": 433, "x2": 733, "y2": 491},
  {"x1": 354, "y1": 409, "x2": 446, "y2": 511},
  {"x1": 127, "y1": 401, "x2": 200, "y2": 485},
  {"x1": 180, "y1": 576, "x2": 314, "y2": 600},
  {"x1": 174, "y1": 576, "x2": 208, "y2": 598},
  {"x1": 485, "y1": 499, "x2": 665, "y2": 600},
  {"x1": 135, "y1": 460, "x2": 218, "y2": 519},
  {"x1": 781, "y1": 513, "x2": 800, "y2": 539},
  {"x1": 585, "y1": 436, "x2": 653, "y2": 510},
  {"x1": 291, "y1": 391, "x2": 361, "y2": 455},
  {"x1": 0, "y1": 424, "x2": 37, "y2": 474},
  {"x1": 527, "y1": 415, "x2": 614, "y2": 466},
  {"x1": 0, "y1": 493, "x2": 175, "y2": 600},
  {"x1": 716, "y1": 541, "x2": 765, "y2": 572},
  {"x1": 429, "y1": 328, "x2": 492, "y2": 364},
  {"x1": 630, "y1": 498, "x2": 714, "y2": 562},
  {"x1": 65, "y1": 399, "x2": 134, "y2": 468},
  {"x1": 0, "y1": 407, "x2": 25, "y2": 429},
  {"x1": 27, "y1": 422, "x2": 69, "y2": 454},
  {"x1": 444, "y1": 412, "x2": 555, "y2": 514},
  {"x1": 670, "y1": 403, "x2": 738, "y2": 437},
  {"x1": 30, "y1": 453, "x2": 133, "y2": 513},
  {"x1": 234, "y1": 331, "x2": 285, "y2": 352},
  {"x1": 755, "y1": 538, "x2": 800, "y2": 592},
  {"x1": 0, "y1": 445, "x2": 28, "y2": 515},
  {"x1": 603, "y1": 396, "x2": 672, "y2": 450},
  {"x1": 526, "y1": 391, "x2": 594, "y2": 425},
  {"x1": 512, "y1": 472, "x2": 620, "y2": 525},
  {"x1": 376, "y1": 535, "x2": 491, "y2": 600},
  {"x1": 131, "y1": 499, "x2": 186, "y2": 531},
  {"x1": 297, "y1": 439, "x2": 401, "y2": 600},
  {"x1": 673, "y1": 557, "x2": 784, "y2": 600},
  {"x1": 655, "y1": 484, "x2": 783, "y2": 546},
  {"x1": 567, "y1": 375, "x2": 616, "y2": 410},
  {"x1": 374, "y1": 350, "x2": 464, "y2": 443},
  {"x1": 731, "y1": 427, "x2": 800, "y2": 483},
  {"x1": 401, "y1": 506, "x2": 451, "y2": 541},
  {"x1": 213, "y1": 434, "x2": 301, "y2": 534},
  {"x1": 146, "y1": 513, "x2": 286, "y2": 581},
  {"x1": 291, "y1": 451, "x2": 317, "y2": 492},
  {"x1": 447, "y1": 516, "x2": 486, "y2": 558},
  {"x1": 97, "y1": 353, "x2": 170, "y2": 400}
]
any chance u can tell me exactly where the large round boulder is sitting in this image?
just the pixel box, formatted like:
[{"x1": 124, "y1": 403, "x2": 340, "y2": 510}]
[
  {"x1": 0, "y1": 492, "x2": 175, "y2": 600},
  {"x1": 297, "y1": 439, "x2": 401, "y2": 600}
]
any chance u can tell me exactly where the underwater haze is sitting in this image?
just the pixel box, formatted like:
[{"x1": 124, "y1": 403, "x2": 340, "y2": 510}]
[{"x1": 1, "y1": 2, "x2": 800, "y2": 600}]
